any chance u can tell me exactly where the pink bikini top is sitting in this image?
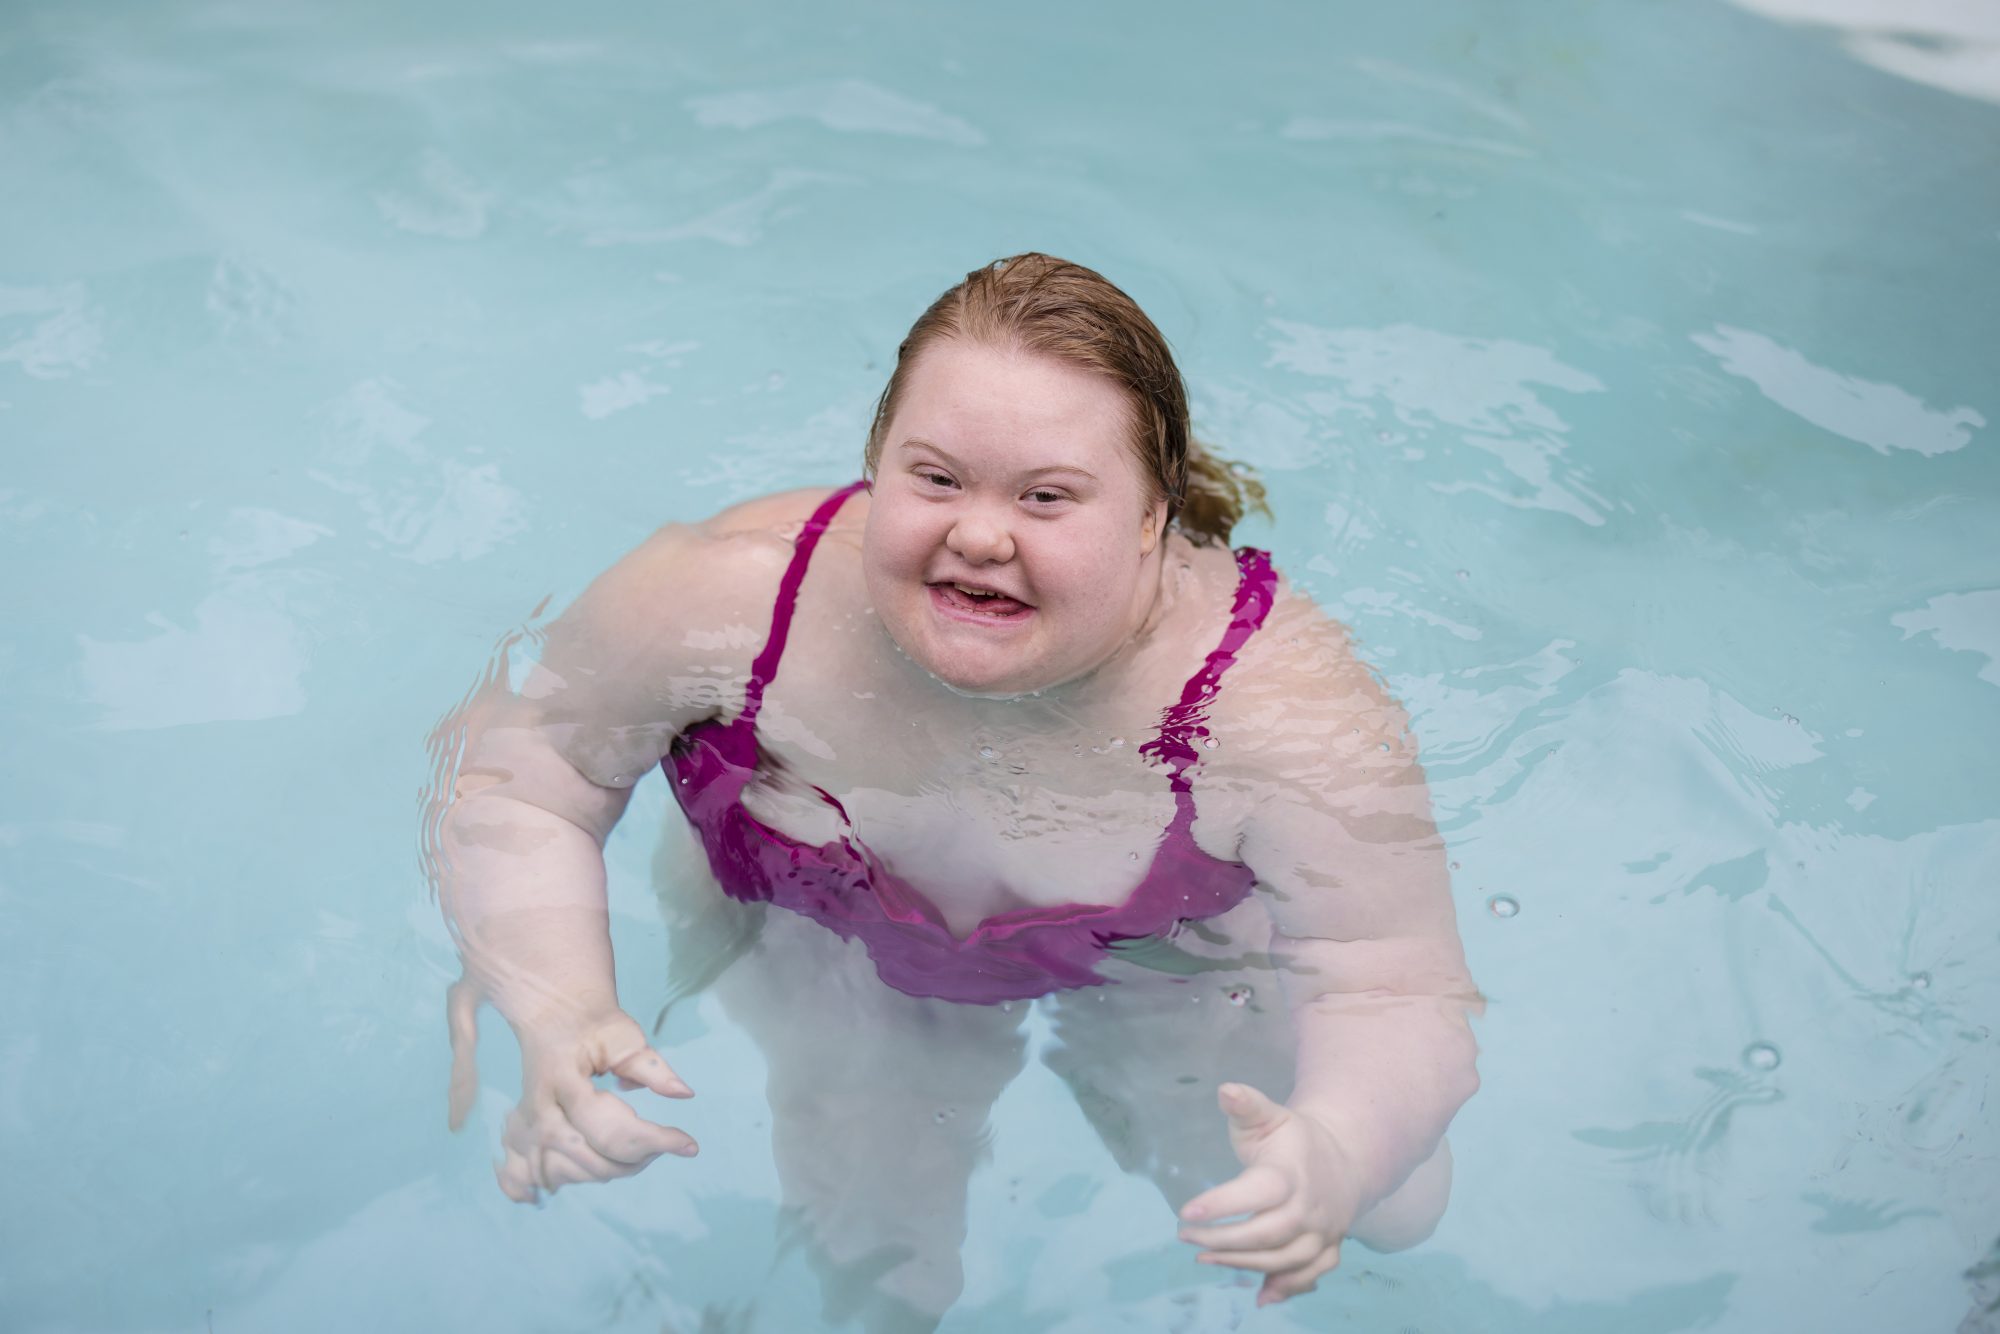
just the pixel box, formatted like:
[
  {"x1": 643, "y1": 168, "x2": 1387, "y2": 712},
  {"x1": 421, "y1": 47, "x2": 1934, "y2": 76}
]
[{"x1": 662, "y1": 481, "x2": 1278, "y2": 1004}]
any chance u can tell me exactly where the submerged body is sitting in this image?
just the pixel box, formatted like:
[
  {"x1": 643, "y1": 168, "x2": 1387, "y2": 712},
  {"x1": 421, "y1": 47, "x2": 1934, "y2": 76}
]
[
  {"x1": 667, "y1": 481, "x2": 1276, "y2": 1003},
  {"x1": 436, "y1": 257, "x2": 1480, "y2": 1322}
]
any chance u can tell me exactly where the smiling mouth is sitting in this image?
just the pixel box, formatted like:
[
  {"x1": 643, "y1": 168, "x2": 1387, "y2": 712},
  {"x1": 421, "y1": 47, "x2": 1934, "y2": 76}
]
[{"x1": 929, "y1": 581, "x2": 1034, "y2": 619}]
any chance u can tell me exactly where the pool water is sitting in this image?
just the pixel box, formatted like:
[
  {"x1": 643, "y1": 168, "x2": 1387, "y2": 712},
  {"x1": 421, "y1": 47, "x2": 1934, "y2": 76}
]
[{"x1": 3, "y1": 1, "x2": 1996, "y2": 1331}]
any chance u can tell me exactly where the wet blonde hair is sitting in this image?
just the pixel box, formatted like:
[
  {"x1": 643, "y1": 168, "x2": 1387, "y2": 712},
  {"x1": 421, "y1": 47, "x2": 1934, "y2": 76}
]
[{"x1": 864, "y1": 253, "x2": 1268, "y2": 546}]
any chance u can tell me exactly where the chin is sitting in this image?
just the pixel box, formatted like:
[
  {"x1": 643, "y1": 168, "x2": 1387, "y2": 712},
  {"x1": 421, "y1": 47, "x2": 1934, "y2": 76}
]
[
  {"x1": 904, "y1": 626, "x2": 1070, "y2": 698},
  {"x1": 922, "y1": 652, "x2": 1046, "y2": 700}
]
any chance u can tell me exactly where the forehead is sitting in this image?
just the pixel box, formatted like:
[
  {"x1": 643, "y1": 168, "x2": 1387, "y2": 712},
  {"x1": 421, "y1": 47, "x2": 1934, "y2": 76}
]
[{"x1": 890, "y1": 339, "x2": 1133, "y2": 467}]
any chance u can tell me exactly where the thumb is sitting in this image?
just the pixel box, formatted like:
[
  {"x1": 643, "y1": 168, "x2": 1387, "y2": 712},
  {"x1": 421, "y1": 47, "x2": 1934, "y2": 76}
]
[
  {"x1": 609, "y1": 1044, "x2": 693, "y2": 1099},
  {"x1": 1218, "y1": 1082, "x2": 1288, "y2": 1137},
  {"x1": 595, "y1": 1015, "x2": 694, "y2": 1098},
  {"x1": 445, "y1": 977, "x2": 481, "y2": 1132}
]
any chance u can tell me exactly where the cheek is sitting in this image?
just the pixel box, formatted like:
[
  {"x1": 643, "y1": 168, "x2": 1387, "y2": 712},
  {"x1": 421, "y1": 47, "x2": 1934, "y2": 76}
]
[
  {"x1": 1031, "y1": 528, "x2": 1136, "y2": 618},
  {"x1": 864, "y1": 507, "x2": 934, "y2": 578}
]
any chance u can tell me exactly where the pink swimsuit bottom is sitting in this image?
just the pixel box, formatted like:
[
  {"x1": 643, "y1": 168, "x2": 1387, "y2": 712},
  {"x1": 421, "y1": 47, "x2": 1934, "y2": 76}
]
[{"x1": 663, "y1": 482, "x2": 1277, "y2": 1004}]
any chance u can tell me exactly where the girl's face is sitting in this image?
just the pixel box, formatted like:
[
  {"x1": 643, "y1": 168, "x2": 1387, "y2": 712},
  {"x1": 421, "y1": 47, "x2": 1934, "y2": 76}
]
[{"x1": 862, "y1": 339, "x2": 1169, "y2": 698}]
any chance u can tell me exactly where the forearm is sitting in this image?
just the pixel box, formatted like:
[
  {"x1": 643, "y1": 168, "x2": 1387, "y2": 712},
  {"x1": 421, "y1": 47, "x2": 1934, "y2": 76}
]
[
  {"x1": 1284, "y1": 985, "x2": 1480, "y2": 1208},
  {"x1": 437, "y1": 791, "x2": 625, "y2": 1028}
]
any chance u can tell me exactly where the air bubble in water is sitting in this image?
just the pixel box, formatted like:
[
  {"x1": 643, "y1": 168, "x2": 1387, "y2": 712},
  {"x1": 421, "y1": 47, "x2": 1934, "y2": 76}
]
[
  {"x1": 1455, "y1": 569, "x2": 1469, "y2": 580},
  {"x1": 1110, "y1": 736, "x2": 1126, "y2": 748},
  {"x1": 1226, "y1": 986, "x2": 1253, "y2": 1007},
  {"x1": 1911, "y1": 971, "x2": 1932, "y2": 991},
  {"x1": 1000, "y1": 1001, "x2": 1013, "y2": 1012},
  {"x1": 1487, "y1": 894, "x2": 1520, "y2": 919},
  {"x1": 978, "y1": 745, "x2": 998, "y2": 761},
  {"x1": 1229, "y1": 461, "x2": 1252, "y2": 477},
  {"x1": 1379, "y1": 742, "x2": 1390, "y2": 752},
  {"x1": 1202, "y1": 736, "x2": 1219, "y2": 750},
  {"x1": 1129, "y1": 851, "x2": 1140, "y2": 861},
  {"x1": 1450, "y1": 861, "x2": 1461, "y2": 871},
  {"x1": 1743, "y1": 1042, "x2": 1781, "y2": 1071}
]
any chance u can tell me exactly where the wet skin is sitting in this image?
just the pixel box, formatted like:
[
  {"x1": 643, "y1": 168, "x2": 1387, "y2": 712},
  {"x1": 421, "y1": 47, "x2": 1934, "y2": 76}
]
[{"x1": 435, "y1": 341, "x2": 1480, "y2": 1323}]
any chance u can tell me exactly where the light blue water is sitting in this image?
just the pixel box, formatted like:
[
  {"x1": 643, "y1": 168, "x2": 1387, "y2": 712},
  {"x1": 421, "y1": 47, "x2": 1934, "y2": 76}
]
[{"x1": 3, "y1": 2, "x2": 1997, "y2": 1331}]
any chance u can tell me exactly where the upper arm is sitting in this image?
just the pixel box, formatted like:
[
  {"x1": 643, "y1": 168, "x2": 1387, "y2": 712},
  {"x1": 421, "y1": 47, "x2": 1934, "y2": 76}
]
[
  {"x1": 1232, "y1": 607, "x2": 1475, "y2": 999},
  {"x1": 448, "y1": 493, "x2": 819, "y2": 839}
]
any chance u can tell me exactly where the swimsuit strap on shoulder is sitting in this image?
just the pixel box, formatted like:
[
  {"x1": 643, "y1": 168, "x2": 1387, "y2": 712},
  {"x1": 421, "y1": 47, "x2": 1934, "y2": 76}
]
[
  {"x1": 741, "y1": 481, "x2": 869, "y2": 726},
  {"x1": 1143, "y1": 547, "x2": 1277, "y2": 787}
]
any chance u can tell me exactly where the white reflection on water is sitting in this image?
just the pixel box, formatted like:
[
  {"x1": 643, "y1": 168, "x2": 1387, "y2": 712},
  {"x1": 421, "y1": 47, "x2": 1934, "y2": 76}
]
[
  {"x1": 688, "y1": 78, "x2": 988, "y2": 147},
  {"x1": 1266, "y1": 320, "x2": 1610, "y2": 526},
  {"x1": 1277, "y1": 118, "x2": 1536, "y2": 160},
  {"x1": 0, "y1": 282, "x2": 102, "y2": 379},
  {"x1": 583, "y1": 168, "x2": 856, "y2": 248},
  {"x1": 1725, "y1": 0, "x2": 2000, "y2": 104},
  {"x1": 1691, "y1": 325, "x2": 1985, "y2": 458},
  {"x1": 1893, "y1": 590, "x2": 2000, "y2": 687},
  {"x1": 77, "y1": 585, "x2": 310, "y2": 730},
  {"x1": 316, "y1": 378, "x2": 528, "y2": 564},
  {"x1": 373, "y1": 149, "x2": 495, "y2": 241},
  {"x1": 209, "y1": 507, "x2": 333, "y2": 571}
]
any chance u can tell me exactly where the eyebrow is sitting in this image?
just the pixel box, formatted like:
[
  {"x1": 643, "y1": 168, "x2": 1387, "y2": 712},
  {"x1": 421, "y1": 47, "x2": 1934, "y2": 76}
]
[{"x1": 899, "y1": 437, "x2": 1100, "y2": 484}]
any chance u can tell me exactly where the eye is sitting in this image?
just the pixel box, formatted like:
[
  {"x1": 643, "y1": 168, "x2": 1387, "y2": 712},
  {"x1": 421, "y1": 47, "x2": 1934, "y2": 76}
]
[
  {"x1": 914, "y1": 468, "x2": 958, "y2": 490},
  {"x1": 1023, "y1": 487, "x2": 1069, "y2": 507}
]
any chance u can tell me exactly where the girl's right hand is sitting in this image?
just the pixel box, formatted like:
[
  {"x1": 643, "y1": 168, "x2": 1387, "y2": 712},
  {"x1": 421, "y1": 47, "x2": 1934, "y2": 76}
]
[{"x1": 447, "y1": 977, "x2": 699, "y2": 1203}]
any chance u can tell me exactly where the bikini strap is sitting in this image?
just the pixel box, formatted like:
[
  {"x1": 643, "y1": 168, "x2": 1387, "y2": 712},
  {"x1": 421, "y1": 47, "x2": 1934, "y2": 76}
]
[
  {"x1": 1141, "y1": 548, "x2": 1278, "y2": 788},
  {"x1": 740, "y1": 481, "x2": 869, "y2": 726}
]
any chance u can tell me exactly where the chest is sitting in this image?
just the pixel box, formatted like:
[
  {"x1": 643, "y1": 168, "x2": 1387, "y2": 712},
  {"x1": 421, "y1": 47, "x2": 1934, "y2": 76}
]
[{"x1": 743, "y1": 676, "x2": 1249, "y2": 934}]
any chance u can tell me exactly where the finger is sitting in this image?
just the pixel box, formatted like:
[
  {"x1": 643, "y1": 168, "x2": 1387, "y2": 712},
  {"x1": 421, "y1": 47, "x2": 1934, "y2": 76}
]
[
  {"x1": 502, "y1": 1103, "x2": 539, "y2": 1159},
  {"x1": 542, "y1": 1126, "x2": 644, "y2": 1186},
  {"x1": 1257, "y1": 1246, "x2": 1341, "y2": 1307},
  {"x1": 533, "y1": 1099, "x2": 657, "y2": 1184},
  {"x1": 1181, "y1": 1163, "x2": 1293, "y2": 1223},
  {"x1": 446, "y1": 979, "x2": 481, "y2": 1132},
  {"x1": 1180, "y1": 1204, "x2": 1303, "y2": 1253},
  {"x1": 608, "y1": 1044, "x2": 693, "y2": 1099},
  {"x1": 495, "y1": 1147, "x2": 540, "y2": 1204},
  {"x1": 502, "y1": 1106, "x2": 559, "y2": 1198},
  {"x1": 555, "y1": 1079, "x2": 699, "y2": 1163},
  {"x1": 538, "y1": 1146, "x2": 607, "y2": 1192},
  {"x1": 1218, "y1": 1082, "x2": 1288, "y2": 1135},
  {"x1": 1196, "y1": 1231, "x2": 1327, "y2": 1275}
]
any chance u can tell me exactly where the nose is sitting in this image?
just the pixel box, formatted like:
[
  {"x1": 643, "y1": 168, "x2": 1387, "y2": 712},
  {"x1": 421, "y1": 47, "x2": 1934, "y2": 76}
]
[{"x1": 945, "y1": 507, "x2": 1015, "y2": 565}]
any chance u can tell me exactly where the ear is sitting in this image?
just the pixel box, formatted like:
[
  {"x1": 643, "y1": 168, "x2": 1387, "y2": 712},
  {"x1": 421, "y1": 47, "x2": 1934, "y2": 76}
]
[{"x1": 1139, "y1": 497, "x2": 1170, "y2": 555}]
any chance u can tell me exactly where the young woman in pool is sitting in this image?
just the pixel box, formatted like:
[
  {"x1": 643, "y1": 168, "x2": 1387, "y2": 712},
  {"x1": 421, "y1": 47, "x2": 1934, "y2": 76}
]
[{"x1": 436, "y1": 254, "x2": 1480, "y2": 1318}]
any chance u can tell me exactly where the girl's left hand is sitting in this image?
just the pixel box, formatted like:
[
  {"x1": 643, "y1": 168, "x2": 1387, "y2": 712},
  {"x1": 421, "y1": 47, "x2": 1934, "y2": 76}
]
[{"x1": 1176, "y1": 1083, "x2": 1366, "y2": 1307}]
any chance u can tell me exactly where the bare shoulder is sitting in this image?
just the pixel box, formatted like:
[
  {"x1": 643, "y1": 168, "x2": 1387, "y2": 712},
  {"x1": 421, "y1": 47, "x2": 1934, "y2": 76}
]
[
  {"x1": 1241, "y1": 575, "x2": 1405, "y2": 719},
  {"x1": 697, "y1": 485, "x2": 853, "y2": 539},
  {"x1": 460, "y1": 486, "x2": 866, "y2": 797},
  {"x1": 1223, "y1": 569, "x2": 1423, "y2": 782},
  {"x1": 588, "y1": 486, "x2": 857, "y2": 632},
  {"x1": 1209, "y1": 568, "x2": 1443, "y2": 914},
  {"x1": 524, "y1": 486, "x2": 858, "y2": 719}
]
